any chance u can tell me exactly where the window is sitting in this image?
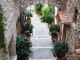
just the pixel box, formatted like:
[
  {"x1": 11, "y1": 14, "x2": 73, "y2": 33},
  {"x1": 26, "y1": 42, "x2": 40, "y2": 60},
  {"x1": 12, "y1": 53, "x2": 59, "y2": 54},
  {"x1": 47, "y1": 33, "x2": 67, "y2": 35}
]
[{"x1": 73, "y1": 7, "x2": 78, "y2": 23}]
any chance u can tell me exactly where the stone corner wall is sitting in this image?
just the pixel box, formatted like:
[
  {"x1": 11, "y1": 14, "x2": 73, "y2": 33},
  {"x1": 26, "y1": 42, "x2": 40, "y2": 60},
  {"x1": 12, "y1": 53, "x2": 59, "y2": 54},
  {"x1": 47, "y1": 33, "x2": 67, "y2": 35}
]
[
  {"x1": 0, "y1": 0, "x2": 20, "y2": 60},
  {"x1": 66, "y1": 0, "x2": 80, "y2": 60}
]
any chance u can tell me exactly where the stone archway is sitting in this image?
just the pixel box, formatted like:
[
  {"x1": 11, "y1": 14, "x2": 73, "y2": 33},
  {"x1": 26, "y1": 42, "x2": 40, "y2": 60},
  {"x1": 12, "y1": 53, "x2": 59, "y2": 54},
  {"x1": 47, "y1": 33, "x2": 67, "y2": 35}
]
[
  {"x1": 19, "y1": 0, "x2": 68, "y2": 10},
  {"x1": 18, "y1": 0, "x2": 68, "y2": 26}
]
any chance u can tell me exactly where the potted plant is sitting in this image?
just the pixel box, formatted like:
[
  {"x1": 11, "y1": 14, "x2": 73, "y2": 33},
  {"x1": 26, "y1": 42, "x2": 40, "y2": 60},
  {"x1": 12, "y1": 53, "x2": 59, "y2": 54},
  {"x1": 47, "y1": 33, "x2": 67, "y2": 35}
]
[
  {"x1": 40, "y1": 5, "x2": 52, "y2": 22},
  {"x1": 23, "y1": 22, "x2": 33, "y2": 39},
  {"x1": 26, "y1": 11, "x2": 33, "y2": 23},
  {"x1": 16, "y1": 35, "x2": 32, "y2": 60},
  {"x1": 41, "y1": 5, "x2": 52, "y2": 15},
  {"x1": 35, "y1": 4, "x2": 43, "y2": 15},
  {"x1": 49, "y1": 24, "x2": 60, "y2": 41},
  {"x1": 40, "y1": 15, "x2": 46, "y2": 22},
  {"x1": 74, "y1": 45, "x2": 80, "y2": 60},
  {"x1": 51, "y1": 40, "x2": 68, "y2": 60},
  {"x1": 45, "y1": 14, "x2": 54, "y2": 27}
]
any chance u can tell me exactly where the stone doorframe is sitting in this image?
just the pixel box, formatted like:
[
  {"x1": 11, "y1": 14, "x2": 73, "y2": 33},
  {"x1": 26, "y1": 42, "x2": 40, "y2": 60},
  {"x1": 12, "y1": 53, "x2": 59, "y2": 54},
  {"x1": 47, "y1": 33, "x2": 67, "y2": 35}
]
[{"x1": 8, "y1": 35, "x2": 16, "y2": 57}]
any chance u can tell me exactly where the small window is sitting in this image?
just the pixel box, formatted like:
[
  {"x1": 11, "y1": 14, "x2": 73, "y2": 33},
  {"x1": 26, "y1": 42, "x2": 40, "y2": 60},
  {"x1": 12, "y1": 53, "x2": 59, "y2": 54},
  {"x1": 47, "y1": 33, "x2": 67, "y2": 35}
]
[{"x1": 73, "y1": 7, "x2": 78, "y2": 23}]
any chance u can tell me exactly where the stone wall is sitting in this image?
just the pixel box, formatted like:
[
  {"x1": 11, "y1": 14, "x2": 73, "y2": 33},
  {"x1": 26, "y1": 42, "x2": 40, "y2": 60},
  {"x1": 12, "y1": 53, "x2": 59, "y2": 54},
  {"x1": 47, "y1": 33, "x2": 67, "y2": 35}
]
[
  {"x1": 66, "y1": 0, "x2": 80, "y2": 60},
  {"x1": 20, "y1": 0, "x2": 67, "y2": 9},
  {"x1": 55, "y1": 0, "x2": 68, "y2": 10},
  {"x1": 0, "y1": 0, "x2": 20, "y2": 60}
]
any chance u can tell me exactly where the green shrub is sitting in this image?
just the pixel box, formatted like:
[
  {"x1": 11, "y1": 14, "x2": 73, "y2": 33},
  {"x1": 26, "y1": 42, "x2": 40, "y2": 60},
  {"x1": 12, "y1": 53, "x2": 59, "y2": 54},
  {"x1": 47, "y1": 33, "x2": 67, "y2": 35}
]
[
  {"x1": 35, "y1": 4, "x2": 43, "y2": 11},
  {"x1": 41, "y1": 5, "x2": 52, "y2": 15},
  {"x1": 26, "y1": 11, "x2": 33, "y2": 18},
  {"x1": 16, "y1": 35, "x2": 32, "y2": 60},
  {"x1": 40, "y1": 15, "x2": 45, "y2": 21},
  {"x1": 51, "y1": 40, "x2": 68, "y2": 58},
  {"x1": 23, "y1": 23, "x2": 33, "y2": 32},
  {"x1": 23, "y1": 23, "x2": 33, "y2": 36},
  {"x1": 45, "y1": 14, "x2": 54, "y2": 23},
  {"x1": 0, "y1": 4, "x2": 8, "y2": 54},
  {"x1": 40, "y1": 5, "x2": 52, "y2": 21},
  {"x1": 49, "y1": 24, "x2": 60, "y2": 36}
]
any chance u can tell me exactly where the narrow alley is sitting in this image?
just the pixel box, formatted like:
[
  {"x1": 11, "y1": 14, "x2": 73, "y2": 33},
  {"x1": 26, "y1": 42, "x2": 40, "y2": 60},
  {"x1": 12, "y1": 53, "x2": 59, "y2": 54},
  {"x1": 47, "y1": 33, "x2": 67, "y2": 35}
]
[{"x1": 29, "y1": 11, "x2": 56, "y2": 60}]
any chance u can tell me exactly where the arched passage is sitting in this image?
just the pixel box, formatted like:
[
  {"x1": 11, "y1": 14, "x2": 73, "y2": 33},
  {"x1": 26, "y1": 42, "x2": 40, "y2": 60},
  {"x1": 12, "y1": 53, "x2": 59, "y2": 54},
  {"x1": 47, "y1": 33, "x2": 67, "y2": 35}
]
[
  {"x1": 18, "y1": 0, "x2": 68, "y2": 60},
  {"x1": 20, "y1": 3, "x2": 58, "y2": 60}
]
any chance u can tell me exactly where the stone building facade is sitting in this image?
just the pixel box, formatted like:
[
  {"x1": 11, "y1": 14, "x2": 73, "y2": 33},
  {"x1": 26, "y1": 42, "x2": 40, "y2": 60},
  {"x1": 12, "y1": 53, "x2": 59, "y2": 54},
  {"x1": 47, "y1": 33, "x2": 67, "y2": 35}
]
[
  {"x1": 0, "y1": 0, "x2": 80, "y2": 60},
  {"x1": 65, "y1": 0, "x2": 80, "y2": 60},
  {"x1": 0, "y1": 0, "x2": 68, "y2": 60},
  {"x1": 0, "y1": 0, "x2": 20, "y2": 60}
]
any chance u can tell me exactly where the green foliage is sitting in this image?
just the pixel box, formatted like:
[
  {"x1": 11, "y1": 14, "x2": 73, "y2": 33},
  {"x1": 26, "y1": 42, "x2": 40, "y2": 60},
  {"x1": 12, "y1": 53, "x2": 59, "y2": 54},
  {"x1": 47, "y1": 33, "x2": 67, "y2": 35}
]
[
  {"x1": 49, "y1": 24, "x2": 60, "y2": 36},
  {"x1": 0, "y1": 4, "x2": 7, "y2": 54},
  {"x1": 16, "y1": 35, "x2": 32, "y2": 59},
  {"x1": 35, "y1": 4, "x2": 43, "y2": 11},
  {"x1": 40, "y1": 15, "x2": 45, "y2": 21},
  {"x1": 51, "y1": 40, "x2": 68, "y2": 58},
  {"x1": 23, "y1": 23, "x2": 33, "y2": 36},
  {"x1": 40, "y1": 5, "x2": 52, "y2": 21},
  {"x1": 23, "y1": 23, "x2": 33, "y2": 31},
  {"x1": 41, "y1": 5, "x2": 52, "y2": 15},
  {"x1": 45, "y1": 14, "x2": 54, "y2": 23},
  {"x1": 26, "y1": 11, "x2": 33, "y2": 18}
]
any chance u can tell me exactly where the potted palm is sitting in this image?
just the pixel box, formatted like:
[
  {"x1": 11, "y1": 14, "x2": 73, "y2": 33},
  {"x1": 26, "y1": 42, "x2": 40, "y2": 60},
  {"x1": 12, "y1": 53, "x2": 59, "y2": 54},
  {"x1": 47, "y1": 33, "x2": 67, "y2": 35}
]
[
  {"x1": 45, "y1": 14, "x2": 54, "y2": 27},
  {"x1": 23, "y1": 22, "x2": 33, "y2": 39},
  {"x1": 51, "y1": 40, "x2": 68, "y2": 60},
  {"x1": 26, "y1": 11, "x2": 33, "y2": 23},
  {"x1": 35, "y1": 4, "x2": 43, "y2": 15},
  {"x1": 49, "y1": 24, "x2": 60, "y2": 41},
  {"x1": 16, "y1": 35, "x2": 32, "y2": 60}
]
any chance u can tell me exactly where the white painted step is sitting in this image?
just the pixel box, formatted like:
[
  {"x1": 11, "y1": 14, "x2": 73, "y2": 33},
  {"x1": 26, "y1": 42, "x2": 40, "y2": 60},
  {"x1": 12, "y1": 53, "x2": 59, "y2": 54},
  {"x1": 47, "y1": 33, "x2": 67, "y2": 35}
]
[{"x1": 10, "y1": 55, "x2": 17, "y2": 60}]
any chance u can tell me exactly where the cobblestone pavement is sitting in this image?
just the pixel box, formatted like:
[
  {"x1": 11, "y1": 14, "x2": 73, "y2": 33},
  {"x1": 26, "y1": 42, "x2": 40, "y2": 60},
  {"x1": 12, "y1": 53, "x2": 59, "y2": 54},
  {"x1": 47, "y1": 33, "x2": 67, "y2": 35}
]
[{"x1": 29, "y1": 11, "x2": 56, "y2": 60}]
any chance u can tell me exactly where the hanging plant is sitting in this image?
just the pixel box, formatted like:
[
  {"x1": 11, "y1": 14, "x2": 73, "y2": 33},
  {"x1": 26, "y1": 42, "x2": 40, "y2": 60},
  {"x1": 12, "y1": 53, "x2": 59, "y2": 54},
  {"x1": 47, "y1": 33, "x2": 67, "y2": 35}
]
[{"x1": 0, "y1": 5, "x2": 8, "y2": 54}]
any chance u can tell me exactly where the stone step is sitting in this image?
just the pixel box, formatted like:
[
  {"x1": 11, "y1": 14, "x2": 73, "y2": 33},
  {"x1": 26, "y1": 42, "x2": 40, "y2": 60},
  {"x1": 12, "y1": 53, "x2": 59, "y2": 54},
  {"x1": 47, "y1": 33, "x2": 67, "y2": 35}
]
[
  {"x1": 29, "y1": 48, "x2": 54, "y2": 59},
  {"x1": 33, "y1": 26, "x2": 48, "y2": 28},
  {"x1": 33, "y1": 32, "x2": 49, "y2": 35},
  {"x1": 31, "y1": 22, "x2": 47, "y2": 27},
  {"x1": 33, "y1": 26, "x2": 47, "y2": 27},
  {"x1": 10, "y1": 55, "x2": 17, "y2": 60},
  {"x1": 32, "y1": 33, "x2": 50, "y2": 36},
  {"x1": 30, "y1": 38, "x2": 52, "y2": 47},
  {"x1": 29, "y1": 58, "x2": 56, "y2": 60},
  {"x1": 33, "y1": 28, "x2": 49, "y2": 35},
  {"x1": 31, "y1": 35, "x2": 51, "y2": 39}
]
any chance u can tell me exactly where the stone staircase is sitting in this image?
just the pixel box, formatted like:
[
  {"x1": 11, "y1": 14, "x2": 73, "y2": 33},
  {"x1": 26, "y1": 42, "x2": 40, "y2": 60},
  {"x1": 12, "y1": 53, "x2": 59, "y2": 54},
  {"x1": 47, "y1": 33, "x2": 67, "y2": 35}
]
[
  {"x1": 29, "y1": 11, "x2": 56, "y2": 60},
  {"x1": 10, "y1": 55, "x2": 17, "y2": 60}
]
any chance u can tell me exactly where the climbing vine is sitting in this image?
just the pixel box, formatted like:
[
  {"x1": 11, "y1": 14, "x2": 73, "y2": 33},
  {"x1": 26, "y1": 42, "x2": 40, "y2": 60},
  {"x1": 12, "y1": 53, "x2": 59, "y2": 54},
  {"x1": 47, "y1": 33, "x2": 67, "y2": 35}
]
[{"x1": 0, "y1": 5, "x2": 7, "y2": 54}]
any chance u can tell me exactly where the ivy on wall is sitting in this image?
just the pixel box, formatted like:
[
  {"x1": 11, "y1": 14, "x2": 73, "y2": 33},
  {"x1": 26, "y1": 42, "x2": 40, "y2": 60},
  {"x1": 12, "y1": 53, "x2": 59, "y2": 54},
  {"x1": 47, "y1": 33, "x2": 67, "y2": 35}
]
[{"x1": 0, "y1": 5, "x2": 8, "y2": 54}]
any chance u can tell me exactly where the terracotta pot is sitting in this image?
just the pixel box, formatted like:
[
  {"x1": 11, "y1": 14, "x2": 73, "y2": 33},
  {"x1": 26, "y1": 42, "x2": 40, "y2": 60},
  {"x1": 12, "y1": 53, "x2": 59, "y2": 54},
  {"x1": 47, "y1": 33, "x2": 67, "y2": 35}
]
[
  {"x1": 26, "y1": 55, "x2": 29, "y2": 60},
  {"x1": 47, "y1": 23, "x2": 51, "y2": 28},
  {"x1": 77, "y1": 55, "x2": 80, "y2": 60},
  {"x1": 51, "y1": 35, "x2": 58, "y2": 41},
  {"x1": 26, "y1": 18, "x2": 31, "y2": 23},
  {"x1": 57, "y1": 22, "x2": 60, "y2": 26},
  {"x1": 57, "y1": 57, "x2": 66, "y2": 60},
  {"x1": 27, "y1": 36, "x2": 31, "y2": 40},
  {"x1": 37, "y1": 11, "x2": 42, "y2": 15},
  {"x1": 35, "y1": 10, "x2": 37, "y2": 14},
  {"x1": 74, "y1": 45, "x2": 80, "y2": 49}
]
